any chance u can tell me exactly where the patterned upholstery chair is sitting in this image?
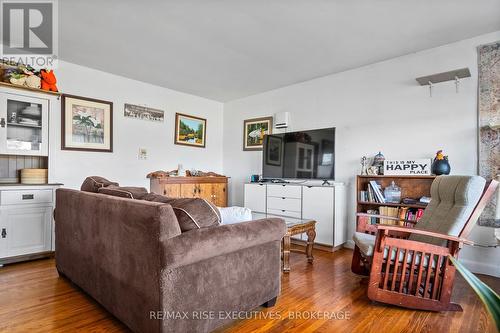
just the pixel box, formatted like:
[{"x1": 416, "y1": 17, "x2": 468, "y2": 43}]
[{"x1": 351, "y1": 175, "x2": 498, "y2": 311}]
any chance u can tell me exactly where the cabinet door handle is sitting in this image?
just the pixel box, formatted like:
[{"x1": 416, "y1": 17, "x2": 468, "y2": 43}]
[
  {"x1": 22, "y1": 194, "x2": 34, "y2": 200},
  {"x1": 0, "y1": 118, "x2": 5, "y2": 128},
  {"x1": 1, "y1": 228, "x2": 6, "y2": 238},
  {"x1": 282, "y1": 197, "x2": 286, "y2": 199}
]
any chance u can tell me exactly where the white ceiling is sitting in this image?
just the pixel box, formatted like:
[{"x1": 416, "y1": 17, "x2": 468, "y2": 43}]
[{"x1": 59, "y1": 0, "x2": 500, "y2": 102}]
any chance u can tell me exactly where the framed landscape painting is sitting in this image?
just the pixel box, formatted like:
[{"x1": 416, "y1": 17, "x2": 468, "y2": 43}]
[
  {"x1": 174, "y1": 113, "x2": 206, "y2": 148},
  {"x1": 243, "y1": 116, "x2": 273, "y2": 151},
  {"x1": 61, "y1": 94, "x2": 113, "y2": 152}
]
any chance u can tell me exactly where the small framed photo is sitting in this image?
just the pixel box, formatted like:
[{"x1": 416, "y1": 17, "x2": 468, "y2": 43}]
[
  {"x1": 124, "y1": 103, "x2": 164, "y2": 122},
  {"x1": 243, "y1": 116, "x2": 273, "y2": 151},
  {"x1": 266, "y1": 135, "x2": 282, "y2": 166},
  {"x1": 174, "y1": 113, "x2": 206, "y2": 148},
  {"x1": 62, "y1": 94, "x2": 113, "y2": 152}
]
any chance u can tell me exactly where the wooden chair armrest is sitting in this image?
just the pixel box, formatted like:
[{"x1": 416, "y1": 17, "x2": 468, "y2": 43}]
[
  {"x1": 375, "y1": 224, "x2": 474, "y2": 245},
  {"x1": 357, "y1": 212, "x2": 417, "y2": 225}
]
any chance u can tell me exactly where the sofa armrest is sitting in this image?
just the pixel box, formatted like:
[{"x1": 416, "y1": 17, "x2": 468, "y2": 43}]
[{"x1": 161, "y1": 218, "x2": 286, "y2": 269}]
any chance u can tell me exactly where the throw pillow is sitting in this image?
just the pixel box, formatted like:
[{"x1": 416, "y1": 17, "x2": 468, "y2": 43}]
[
  {"x1": 218, "y1": 206, "x2": 252, "y2": 224},
  {"x1": 142, "y1": 193, "x2": 221, "y2": 231},
  {"x1": 81, "y1": 176, "x2": 119, "y2": 193},
  {"x1": 98, "y1": 186, "x2": 148, "y2": 199}
]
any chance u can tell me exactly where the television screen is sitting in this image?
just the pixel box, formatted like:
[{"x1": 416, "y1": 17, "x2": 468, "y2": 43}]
[{"x1": 262, "y1": 127, "x2": 335, "y2": 180}]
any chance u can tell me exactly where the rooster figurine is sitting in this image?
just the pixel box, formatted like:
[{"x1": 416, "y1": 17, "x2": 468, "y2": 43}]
[
  {"x1": 431, "y1": 150, "x2": 451, "y2": 175},
  {"x1": 40, "y1": 69, "x2": 58, "y2": 92}
]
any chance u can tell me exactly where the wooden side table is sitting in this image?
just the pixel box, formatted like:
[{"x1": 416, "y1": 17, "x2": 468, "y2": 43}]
[
  {"x1": 251, "y1": 213, "x2": 317, "y2": 273},
  {"x1": 282, "y1": 220, "x2": 316, "y2": 273}
]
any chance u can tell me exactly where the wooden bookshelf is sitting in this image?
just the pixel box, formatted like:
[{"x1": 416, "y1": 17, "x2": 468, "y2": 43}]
[{"x1": 356, "y1": 175, "x2": 436, "y2": 234}]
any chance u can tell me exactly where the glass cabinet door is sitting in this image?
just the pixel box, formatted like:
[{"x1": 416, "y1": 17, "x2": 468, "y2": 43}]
[{"x1": 0, "y1": 93, "x2": 49, "y2": 156}]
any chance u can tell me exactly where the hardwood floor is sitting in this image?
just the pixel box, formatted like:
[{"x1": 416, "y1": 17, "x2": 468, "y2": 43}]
[{"x1": 0, "y1": 248, "x2": 498, "y2": 333}]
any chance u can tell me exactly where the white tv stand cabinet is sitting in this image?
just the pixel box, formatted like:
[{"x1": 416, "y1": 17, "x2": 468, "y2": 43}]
[{"x1": 244, "y1": 182, "x2": 346, "y2": 249}]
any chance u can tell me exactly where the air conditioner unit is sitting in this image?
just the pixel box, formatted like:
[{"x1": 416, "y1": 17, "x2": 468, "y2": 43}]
[{"x1": 274, "y1": 112, "x2": 289, "y2": 129}]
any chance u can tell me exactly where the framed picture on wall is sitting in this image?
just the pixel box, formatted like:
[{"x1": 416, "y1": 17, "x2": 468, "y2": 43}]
[
  {"x1": 243, "y1": 116, "x2": 273, "y2": 151},
  {"x1": 266, "y1": 135, "x2": 282, "y2": 166},
  {"x1": 61, "y1": 94, "x2": 113, "y2": 152},
  {"x1": 174, "y1": 113, "x2": 207, "y2": 148},
  {"x1": 124, "y1": 103, "x2": 164, "y2": 122}
]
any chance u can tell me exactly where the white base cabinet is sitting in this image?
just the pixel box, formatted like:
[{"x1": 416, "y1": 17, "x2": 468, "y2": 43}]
[
  {"x1": 244, "y1": 182, "x2": 346, "y2": 248},
  {"x1": 0, "y1": 185, "x2": 59, "y2": 264},
  {"x1": 243, "y1": 183, "x2": 266, "y2": 213},
  {"x1": 0, "y1": 206, "x2": 52, "y2": 257}
]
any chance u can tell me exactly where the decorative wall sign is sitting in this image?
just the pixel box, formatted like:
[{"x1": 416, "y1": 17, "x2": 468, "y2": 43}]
[
  {"x1": 383, "y1": 159, "x2": 431, "y2": 175},
  {"x1": 174, "y1": 113, "x2": 206, "y2": 148},
  {"x1": 62, "y1": 94, "x2": 113, "y2": 152},
  {"x1": 478, "y1": 41, "x2": 500, "y2": 227},
  {"x1": 243, "y1": 116, "x2": 273, "y2": 151},
  {"x1": 124, "y1": 103, "x2": 164, "y2": 122}
]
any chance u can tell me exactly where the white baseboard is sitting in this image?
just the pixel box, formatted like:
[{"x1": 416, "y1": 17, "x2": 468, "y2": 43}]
[{"x1": 460, "y1": 258, "x2": 500, "y2": 278}]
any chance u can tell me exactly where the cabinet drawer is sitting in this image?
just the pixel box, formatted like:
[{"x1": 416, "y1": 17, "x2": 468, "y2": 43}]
[
  {"x1": 267, "y1": 197, "x2": 301, "y2": 212},
  {"x1": 267, "y1": 208, "x2": 302, "y2": 219},
  {"x1": 267, "y1": 185, "x2": 302, "y2": 199},
  {"x1": 0, "y1": 190, "x2": 53, "y2": 205}
]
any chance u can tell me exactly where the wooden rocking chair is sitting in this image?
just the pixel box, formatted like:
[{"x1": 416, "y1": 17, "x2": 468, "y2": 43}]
[{"x1": 351, "y1": 175, "x2": 499, "y2": 311}]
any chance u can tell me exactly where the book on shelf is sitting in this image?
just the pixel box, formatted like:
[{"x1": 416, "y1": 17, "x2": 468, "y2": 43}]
[
  {"x1": 401, "y1": 198, "x2": 429, "y2": 207},
  {"x1": 367, "y1": 209, "x2": 378, "y2": 224},
  {"x1": 367, "y1": 185, "x2": 375, "y2": 202},
  {"x1": 369, "y1": 180, "x2": 386, "y2": 203},
  {"x1": 379, "y1": 206, "x2": 398, "y2": 224},
  {"x1": 360, "y1": 181, "x2": 385, "y2": 203},
  {"x1": 419, "y1": 196, "x2": 431, "y2": 204},
  {"x1": 398, "y1": 207, "x2": 409, "y2": 226}
]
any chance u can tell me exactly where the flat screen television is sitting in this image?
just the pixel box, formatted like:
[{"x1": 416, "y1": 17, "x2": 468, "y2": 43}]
[{"x1": 262, "y1": 127, "x2": 335, "y2": 180}]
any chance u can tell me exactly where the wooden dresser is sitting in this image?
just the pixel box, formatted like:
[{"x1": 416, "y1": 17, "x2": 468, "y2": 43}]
[{"x1": 150, "y1": 176, "x2": 229, "y2": 207}]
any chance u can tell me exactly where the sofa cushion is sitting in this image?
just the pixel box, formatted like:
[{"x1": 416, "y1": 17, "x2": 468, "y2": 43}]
[
  {"x1": 81, "y1": 176, "x2": 119, "y2": 193},
  {"x1": 98, "y1": 185, "x2": 148, "y2": 199},
  {"x1": 408, "y1": 175, "x2": 486, "y2": 246},
  {"x1": 353, "y1": 232, "x2": 376, "y2": 256},
  {"x1": 352, "y1": 232, "x2": 436, "y2": 268},
  {"x1": 142, "y1": 193, "x2": 221, "y2": 231}
]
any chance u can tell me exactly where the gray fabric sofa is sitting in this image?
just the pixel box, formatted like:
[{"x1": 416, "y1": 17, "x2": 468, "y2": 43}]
[{"x1": 55, "y1": 188, "x2": 286, "y2": 333}]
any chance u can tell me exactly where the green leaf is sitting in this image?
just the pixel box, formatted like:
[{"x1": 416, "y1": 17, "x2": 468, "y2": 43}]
[{"x1": 449, "y1": 255, "x2": 500, "y2": 331}]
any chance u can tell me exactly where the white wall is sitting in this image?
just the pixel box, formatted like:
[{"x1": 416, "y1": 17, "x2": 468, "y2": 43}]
[
  {"x1": 223, "y1": 31, "x2": 500, "y2": 276},
  {"x1": 45, "y1": 61, "x2": 223, "y2": 189}
]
